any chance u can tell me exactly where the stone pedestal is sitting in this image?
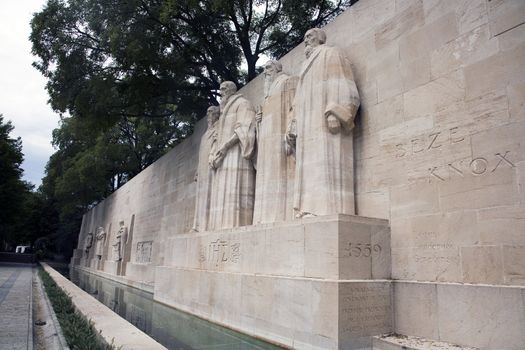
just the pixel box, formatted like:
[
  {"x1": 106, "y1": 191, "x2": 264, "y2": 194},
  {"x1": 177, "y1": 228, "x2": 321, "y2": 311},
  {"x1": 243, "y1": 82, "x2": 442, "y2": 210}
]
[
  {"x1": 155, "y1": 215, "x2": 392, "y2": 349},
  {"x1": 126, "y1": 263, "x2": 155, "y2": 284},
  {"x1": 103, "y1": 261, "x2": 120, "y2": 276}
]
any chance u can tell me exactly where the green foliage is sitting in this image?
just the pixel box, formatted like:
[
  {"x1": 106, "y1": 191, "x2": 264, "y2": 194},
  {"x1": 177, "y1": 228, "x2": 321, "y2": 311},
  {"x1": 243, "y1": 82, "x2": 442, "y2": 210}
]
[
  {"x1": 30, "y1": 0, "x2": 357, "y2": 126},
  {"x1": 0, "y1": 114, "x2": 37, "y2": 248},
  {"x1": 39, "y1": 267, "x2": 115, "y2": 350}
]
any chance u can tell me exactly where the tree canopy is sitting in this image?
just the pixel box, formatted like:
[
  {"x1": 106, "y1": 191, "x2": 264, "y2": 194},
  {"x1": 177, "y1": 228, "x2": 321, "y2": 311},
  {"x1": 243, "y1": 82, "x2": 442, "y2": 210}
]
[
  {"x1": 0, "y1": 115, "x2": 38, "y2": 248},
  {"x1": 31, "y1": 0, "x2": 356, "y2": 127}
]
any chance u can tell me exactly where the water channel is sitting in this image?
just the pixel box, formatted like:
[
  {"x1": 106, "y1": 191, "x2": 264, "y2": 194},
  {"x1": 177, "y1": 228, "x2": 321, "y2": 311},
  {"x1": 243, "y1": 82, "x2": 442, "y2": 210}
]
[{"x1": 68, "y1": 268, "x2": 285, "y2": 350}]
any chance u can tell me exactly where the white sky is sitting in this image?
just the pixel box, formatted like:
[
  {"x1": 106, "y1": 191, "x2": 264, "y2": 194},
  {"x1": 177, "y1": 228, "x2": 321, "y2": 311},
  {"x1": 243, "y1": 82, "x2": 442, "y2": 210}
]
[{"x1": 0, "y1": 0, "x2": 59, "y2": 187}]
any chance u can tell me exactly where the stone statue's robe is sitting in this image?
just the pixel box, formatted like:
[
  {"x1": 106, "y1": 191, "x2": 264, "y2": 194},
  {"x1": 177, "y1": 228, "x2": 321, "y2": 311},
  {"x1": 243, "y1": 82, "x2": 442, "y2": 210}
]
[
  {"x1": 84, "y1": 233, "x2": 93, "y2": 253},
  {"x1": 253, "y1": 74, "x2": 298, "y2": 224},
  {"x1": 208, "y1": 95, "x2": 256, "y2": 230},
  {"x1": 95, "y1": 228, "x2": 106, "y2": 256},
  {"x1": 192, "y1": 124, "x2": 217, "y2": 232},
  {"x1": 293, "y1": 44, "x2": 360, "y2": 216},
  {"x1": 113, "y1": 227, "x2": 127, "y2": 261}
]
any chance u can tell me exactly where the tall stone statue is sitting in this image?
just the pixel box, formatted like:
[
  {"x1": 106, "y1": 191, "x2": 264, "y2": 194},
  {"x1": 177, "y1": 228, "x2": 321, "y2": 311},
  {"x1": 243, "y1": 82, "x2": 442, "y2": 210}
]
[
  {"x1": 112, "y1": 221, "x2": 128, "y2": 261},
  {"x1": 253, "y1": 60, "x2": 298, "y2": 224},
  {"x1": 95, "y1": 226, "x2": 106, "y2": 258},
  {"x1": 192, "y1": 106, "x2": 220, "y2": 232},
  {"x1": 84, "y1": 232, "x2": 93, "y2": 256},
  {"x1": 208, "y1": 81, "x2": 257, "y2": 230},
  {"x1": 289, "y1": 28, "x2": 360, "y2": 218}
]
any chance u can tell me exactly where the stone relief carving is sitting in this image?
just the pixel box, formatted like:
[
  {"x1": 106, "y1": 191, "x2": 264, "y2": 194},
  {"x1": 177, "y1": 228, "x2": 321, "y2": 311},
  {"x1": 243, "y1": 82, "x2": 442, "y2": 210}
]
[
  {"x1": 112, "y1": 221, "x2": 128, "y2": 261},
  {"x1": 289, "y1": 28, "x2": 360, "y2": 218},
  {"x1": 136, "y1": 241, "x2": 153, "y2": 263},
  {"x1": 208, "y1": 81, "x2": 257, "y2": 230},
  {"x1": 253, "y1": 60, "x2": 298, "y2": 224},
  {"x1": 95, "y1": 226, "x2": 106, "y2": 258},
  {"x1": 192, "y1": 106, "x2": 220, "y2": 232}
]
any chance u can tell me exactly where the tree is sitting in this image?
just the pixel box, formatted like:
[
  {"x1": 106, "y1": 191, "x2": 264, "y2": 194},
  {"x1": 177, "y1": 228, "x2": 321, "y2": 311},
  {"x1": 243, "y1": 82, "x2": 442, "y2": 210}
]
[
  {"x1": 0, "y1": 114, "x2": 35, "y2": 248},
  {"x1": 30, "y1": 0, "x2": 356, "y2": 129},
  {"x1": 207, "y1": 0, "x2": 358, "y2": 79}
]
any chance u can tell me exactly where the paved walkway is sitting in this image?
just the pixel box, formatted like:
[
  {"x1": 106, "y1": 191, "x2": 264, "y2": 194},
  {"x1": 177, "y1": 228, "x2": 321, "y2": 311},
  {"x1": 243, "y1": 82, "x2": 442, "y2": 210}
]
[{"x1": 0, "y1": 263, "x2": 33, "y2": 350}]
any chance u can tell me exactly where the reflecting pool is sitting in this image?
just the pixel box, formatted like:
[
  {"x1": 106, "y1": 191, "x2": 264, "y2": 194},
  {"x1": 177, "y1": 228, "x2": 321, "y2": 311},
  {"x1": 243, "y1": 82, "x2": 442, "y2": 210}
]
[{"x1": 69, "y1": 268, "x2": 285, "y2": 350}]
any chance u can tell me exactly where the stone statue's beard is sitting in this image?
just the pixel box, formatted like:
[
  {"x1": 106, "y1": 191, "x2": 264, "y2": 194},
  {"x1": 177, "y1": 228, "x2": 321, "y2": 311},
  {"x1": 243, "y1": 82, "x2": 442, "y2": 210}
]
[
  {"x1": 220, "y1": 94, "x2": 231, "y2": 109},
  {"x1": 305, "y1": 46, "x2": 313, "y2": 58}
]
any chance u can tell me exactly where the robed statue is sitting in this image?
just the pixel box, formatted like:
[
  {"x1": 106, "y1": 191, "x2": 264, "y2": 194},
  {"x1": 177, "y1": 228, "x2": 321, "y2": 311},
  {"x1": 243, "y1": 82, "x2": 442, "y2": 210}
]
[
  {"x1": 253, "y1": 60, "x2": 298, "y2": 224},
  {"x1": 192, "y1": 106, "x2": 220, "y2": 232},
  {"x1": 112, "y1": 221, "x2": 128, "y2": 261},
  {"x1": 94, "y1": 226, "x2": 106, "y2": 258},
  {"x1": 208, "y1": 81, "x2": 257, "y2": 230},
  {"x1": 289, "y1": 28, "x2": 360, "y2": 218}
]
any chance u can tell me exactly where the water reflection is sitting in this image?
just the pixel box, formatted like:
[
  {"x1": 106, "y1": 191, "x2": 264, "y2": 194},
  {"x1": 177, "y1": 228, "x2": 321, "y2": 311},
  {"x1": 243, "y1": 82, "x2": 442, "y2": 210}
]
[{"x1": 69, "y1": 268, "x2": 284, "y2": 350}]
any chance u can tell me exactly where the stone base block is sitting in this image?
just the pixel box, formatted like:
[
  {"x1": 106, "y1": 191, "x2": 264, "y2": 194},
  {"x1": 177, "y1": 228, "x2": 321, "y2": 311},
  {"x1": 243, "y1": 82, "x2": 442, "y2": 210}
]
[
  {"x1": 125, "y1": 263, "x2": 155, "y2": 284},
  {"x1": 103, "y1": 261, "x2": 120, "y2": 276},
  {"x1": 154, "y1": 267, "x2": 392, "y2": 350},
  {"x1": 166, "y1": 214, "x2": 390, "y2": 280},
  {"x1": 393, "y1": 281, "x2": 525, "y2": 350}
]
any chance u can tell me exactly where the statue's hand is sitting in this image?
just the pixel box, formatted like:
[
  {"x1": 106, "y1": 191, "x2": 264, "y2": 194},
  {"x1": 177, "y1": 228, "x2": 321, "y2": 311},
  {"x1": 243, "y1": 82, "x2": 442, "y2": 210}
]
[
  {"x1": 212, "y1": 150, "x2": 225, "y2": 168},
  {"x1": 255, "y1": 106, "x2": 263, "y2": 123},
  {"x1": 326, "y1": 114, "x2": 341, "y2": 134}
]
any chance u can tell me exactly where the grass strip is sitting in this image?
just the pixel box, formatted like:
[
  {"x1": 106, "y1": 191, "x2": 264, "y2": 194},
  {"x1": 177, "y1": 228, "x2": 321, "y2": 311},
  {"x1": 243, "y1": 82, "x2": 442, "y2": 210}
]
[{"x1": 38, "y1": 267, "x2": 115, "y2": 350}]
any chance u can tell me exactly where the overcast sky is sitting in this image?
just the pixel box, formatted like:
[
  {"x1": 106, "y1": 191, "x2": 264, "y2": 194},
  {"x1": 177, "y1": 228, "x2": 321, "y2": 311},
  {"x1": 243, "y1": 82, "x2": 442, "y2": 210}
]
[{"x1": 0, "y1": 0, "x2": 59, "y2": 187}]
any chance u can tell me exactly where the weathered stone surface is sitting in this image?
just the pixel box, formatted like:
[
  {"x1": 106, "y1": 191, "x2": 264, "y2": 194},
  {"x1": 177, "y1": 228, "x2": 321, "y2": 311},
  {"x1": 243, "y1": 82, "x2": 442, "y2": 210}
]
[
  {"x1": 464, "y1": 43, "x2": 525, "y2": 98},
  {"x1": 399, "y1": 12, "x2": 458, "y2": 62},
  {"x1": 375, "y1": 1, "x2": 424, "y2": 49},
  {"x1": 404, "y1": 70, "x2": 465, "y2": 120},
  {"x1": 392, "y1": 281, "x2": 525, "y2": 350},
  {"x1": 393, "y1": 282, "x2": 438, "y2": 340},
  {"x1": 437, "y1": 283, "x2": 525, "y2": 349},
  {"x1": 508, "y1": 81, "x2": 525, "y2": 121},
  {"x1": 487, "y1": 0, "x2": 525, "y2": 37},
  {"x1": 461, "y1": 245, "x2": 504, "y2": 284},
  {"x1": 155, "y1": 267, "x2": 392, "y2": 350},
  {"x1": 430, "y1": 24, "x2": 499, "y2": 79},
  {"x1": 400, "y1": 54, "x2": 431, "y2": 92}
]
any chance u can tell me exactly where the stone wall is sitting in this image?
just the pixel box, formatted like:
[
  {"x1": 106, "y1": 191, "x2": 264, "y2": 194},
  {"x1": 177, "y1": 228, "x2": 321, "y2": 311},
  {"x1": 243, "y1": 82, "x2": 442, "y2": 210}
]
[
  {"x1": 77, "y1": 120, "x2": 205, "y2": 278},
  {"x1": 77, "y1": 0, "x2": 525, "y2": 287},
  {"x1": 266, "y1": 0, "x2": 524, "y2": 286}
]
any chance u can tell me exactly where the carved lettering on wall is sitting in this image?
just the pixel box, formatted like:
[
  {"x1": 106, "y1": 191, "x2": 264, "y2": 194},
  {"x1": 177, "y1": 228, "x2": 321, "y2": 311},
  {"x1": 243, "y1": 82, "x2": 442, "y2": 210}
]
[
  {"x1": 428, "y1": 151, "x2": 515, "y2": 181},
  {"x1": 199, "y1": 239, "x2": 240, "y2": 266},
  {"x1": 414, "y1": 255, "x2": 459, "y2": 263},
  {"x1": 395, "y1": 127, "x2": 465, "y2": 158},
  {"x1": 340, "y1": 285, "x2": 391, "y2": 336},
  {"x1": 136, "y1": 241, "x2": 153, "y2": 263},
  {"x1": 344, "y1": 243, "x2": 382, "y2": 258}
]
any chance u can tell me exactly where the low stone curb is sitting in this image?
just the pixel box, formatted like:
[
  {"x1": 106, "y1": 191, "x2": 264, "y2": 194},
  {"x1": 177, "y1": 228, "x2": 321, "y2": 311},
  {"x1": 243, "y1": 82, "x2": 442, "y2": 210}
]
[
  {"x1": 41, "y1": 263, "x2": 166, "y2": 350},
  {"x1": 33, "y1": 268, "x2": 70, "y2": 350}
]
